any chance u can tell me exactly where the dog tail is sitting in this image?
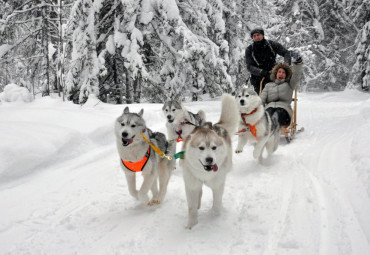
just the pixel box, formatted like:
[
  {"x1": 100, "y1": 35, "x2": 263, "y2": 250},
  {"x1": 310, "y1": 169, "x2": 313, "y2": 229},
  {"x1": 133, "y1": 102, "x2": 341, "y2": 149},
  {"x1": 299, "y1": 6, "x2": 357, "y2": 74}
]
[{"x1": 216, "y1": 93, "x2": 239, "y2": 135}]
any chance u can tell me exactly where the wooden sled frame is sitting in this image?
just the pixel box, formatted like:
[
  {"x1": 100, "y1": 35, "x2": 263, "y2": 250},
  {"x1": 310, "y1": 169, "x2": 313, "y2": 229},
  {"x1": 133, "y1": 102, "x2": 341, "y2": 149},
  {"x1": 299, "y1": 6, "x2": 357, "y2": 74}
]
[
  {"x1": 280, "y1": 87, "x2": 304, "y2": 143},
  {"x1": 259, "y1": 77, "x2": 304, "y2": 143}
]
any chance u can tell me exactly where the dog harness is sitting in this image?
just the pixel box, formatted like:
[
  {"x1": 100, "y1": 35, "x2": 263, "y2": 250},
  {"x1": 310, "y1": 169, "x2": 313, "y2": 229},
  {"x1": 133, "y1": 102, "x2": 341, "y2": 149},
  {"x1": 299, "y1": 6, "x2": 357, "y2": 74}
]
[
  {"x1": 175, "y1": 117, "x2": 201, "y2": 142},
  {"x1": 175, "y1": 130, "x2": 184, "y2": 142},
  {"x1": 121, "y1": 147, "x2": 151, "y2": 172},
  {"x1": 240, "y1": 108, "x2": 259, "y2": 140}
]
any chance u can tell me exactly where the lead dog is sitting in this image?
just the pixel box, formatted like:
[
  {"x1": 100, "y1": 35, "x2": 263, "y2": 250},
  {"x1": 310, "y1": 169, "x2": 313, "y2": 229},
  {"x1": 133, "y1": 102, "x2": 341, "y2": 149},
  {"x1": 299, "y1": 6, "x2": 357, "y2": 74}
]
[
  {"x1": 114, "y1": 107, "x2": 176, "y2": 205},
  {"x1": 235, "y1": 87, "x2": 280, "y2": 163},
  {"x1": 180, "y1": 94, "x2": 239, "y2": 229},
  {"x1": 162, "y1": 98, "x2": 206, "y2": 142}
]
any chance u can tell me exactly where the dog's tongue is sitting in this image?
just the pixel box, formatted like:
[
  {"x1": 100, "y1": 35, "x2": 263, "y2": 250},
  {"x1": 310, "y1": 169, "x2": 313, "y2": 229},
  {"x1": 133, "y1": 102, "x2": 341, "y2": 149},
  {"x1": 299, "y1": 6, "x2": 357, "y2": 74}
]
[
  {"x1": 122, "y1": 138, "x2": 134, "y2": 146},
  {"x1": 212, "y1": 164, "x2": 218, "y2": 172}
]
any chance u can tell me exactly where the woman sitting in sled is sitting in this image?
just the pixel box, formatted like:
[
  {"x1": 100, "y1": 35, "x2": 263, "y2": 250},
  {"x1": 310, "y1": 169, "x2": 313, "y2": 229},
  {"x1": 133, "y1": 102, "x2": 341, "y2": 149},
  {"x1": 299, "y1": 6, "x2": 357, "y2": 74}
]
[{"x1": 260, "y1": 52, "x2": 303, "y2": 128}]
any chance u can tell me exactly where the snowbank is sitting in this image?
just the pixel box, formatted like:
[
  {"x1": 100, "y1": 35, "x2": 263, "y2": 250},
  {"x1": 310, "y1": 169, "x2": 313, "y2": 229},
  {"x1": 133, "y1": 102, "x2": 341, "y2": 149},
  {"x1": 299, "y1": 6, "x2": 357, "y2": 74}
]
[{"x1": 0, "y1": 83, "x2": 33, "y2": 103}]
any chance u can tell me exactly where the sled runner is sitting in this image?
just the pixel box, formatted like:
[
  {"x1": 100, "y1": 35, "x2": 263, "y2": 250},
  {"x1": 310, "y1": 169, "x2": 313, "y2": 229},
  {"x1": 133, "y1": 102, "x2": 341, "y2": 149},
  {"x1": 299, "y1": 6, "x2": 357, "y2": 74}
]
[
  {"x1": 280, "y1": 86, "x2": 304, "y2": 143},
  {"x1": 259, "y1": 78, "x2": 304, "y2": 143}
]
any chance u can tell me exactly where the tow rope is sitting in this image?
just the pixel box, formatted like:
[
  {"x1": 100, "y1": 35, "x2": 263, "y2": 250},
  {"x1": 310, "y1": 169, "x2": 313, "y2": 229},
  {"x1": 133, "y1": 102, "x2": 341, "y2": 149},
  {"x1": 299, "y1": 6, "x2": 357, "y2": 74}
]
[{"x1": 140, "y1": 132, "x2": 173, "y2": 160}]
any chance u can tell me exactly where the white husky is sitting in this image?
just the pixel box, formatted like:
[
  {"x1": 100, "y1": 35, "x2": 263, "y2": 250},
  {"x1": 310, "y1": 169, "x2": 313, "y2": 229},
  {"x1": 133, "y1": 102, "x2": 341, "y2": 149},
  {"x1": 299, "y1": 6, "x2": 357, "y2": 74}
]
[
  {"x1": 162, "y1": 98, "x2": 206, "y2": 142},
  {"x1": 114, "y1": 107, "x2": 176, "y2": 205},
  {"x1": 235, "y1": 87, "x2": 280, "y2": 163},
  {"x1": 180, "y1": 94, "x2": 239, "y2": 229}
]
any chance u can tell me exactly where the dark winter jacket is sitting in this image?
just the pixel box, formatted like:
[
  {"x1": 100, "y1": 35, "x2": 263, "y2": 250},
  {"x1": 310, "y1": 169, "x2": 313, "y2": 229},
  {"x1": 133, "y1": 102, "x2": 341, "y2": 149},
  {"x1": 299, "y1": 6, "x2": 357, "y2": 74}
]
[
  {"x1": 260, "y1": 63, "x2": 303, "y2": 118},
  {"x1": 245, "y1": 39, "x2": 291, "y2": 79}
]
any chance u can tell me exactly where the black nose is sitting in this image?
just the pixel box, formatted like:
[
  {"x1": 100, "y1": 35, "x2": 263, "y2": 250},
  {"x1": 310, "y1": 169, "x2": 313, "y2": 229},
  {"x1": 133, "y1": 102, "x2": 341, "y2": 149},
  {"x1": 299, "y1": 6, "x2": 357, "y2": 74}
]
[
  {"x1": 167, "y1": 115, "x2": 172, "y2": 120},
  {"x1": 122, "y1": 132, "x2": 128, "y2": 138},
  {"x1": 205, "y1": 157, "x2": 213, "y2": 164},
  {"x1": 240, "y1": 99, "x2": 245, "y2": 105}
]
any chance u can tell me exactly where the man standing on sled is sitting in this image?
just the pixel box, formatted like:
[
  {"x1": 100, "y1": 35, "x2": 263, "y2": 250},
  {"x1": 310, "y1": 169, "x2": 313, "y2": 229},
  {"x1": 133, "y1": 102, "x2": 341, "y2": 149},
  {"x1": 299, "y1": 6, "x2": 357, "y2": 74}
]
[{"x1": 245, "y1": 27, "x2": 291, "y2": 94}]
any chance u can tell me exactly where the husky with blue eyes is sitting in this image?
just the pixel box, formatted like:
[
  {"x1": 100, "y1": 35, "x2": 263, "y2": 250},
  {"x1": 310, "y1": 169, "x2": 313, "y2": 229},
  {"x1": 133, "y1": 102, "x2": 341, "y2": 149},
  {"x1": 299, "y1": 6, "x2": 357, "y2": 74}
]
[
  {"x1": 114, "y1": 107, "x2": 175, "y2": 205},
  {"x1": 180, "y1": 94, "x2": 239, "y2": 229}
]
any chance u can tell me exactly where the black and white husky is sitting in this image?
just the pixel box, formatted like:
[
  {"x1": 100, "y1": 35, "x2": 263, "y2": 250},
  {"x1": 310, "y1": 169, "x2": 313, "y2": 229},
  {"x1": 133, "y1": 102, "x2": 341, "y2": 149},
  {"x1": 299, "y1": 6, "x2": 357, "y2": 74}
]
[
  {"x1": 162, "y1": 98, "x2": 206, "y2": 142},
  {"x1": 235, "y1": 87, "x2": 280, "y2": 163},
  {"x1": 114, "y1": 107, "x2": 176, "y2": 205},
  {"x1": 180, "y1": 94, "x2": 239, "y2": 229}
]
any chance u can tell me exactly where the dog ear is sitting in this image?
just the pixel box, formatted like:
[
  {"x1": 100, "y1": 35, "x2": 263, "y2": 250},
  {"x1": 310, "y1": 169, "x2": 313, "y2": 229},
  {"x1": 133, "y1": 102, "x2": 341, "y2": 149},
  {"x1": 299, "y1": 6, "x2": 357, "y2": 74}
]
[
  {"x1": 124, "y1": 107, "x2": 129, "y2": 114},
  {"x1": 138, "y1": 109, "x2": 144, "y2": 116},
  {"x1": 176, "y1": 95, "x2": 183, "y2": 104}
]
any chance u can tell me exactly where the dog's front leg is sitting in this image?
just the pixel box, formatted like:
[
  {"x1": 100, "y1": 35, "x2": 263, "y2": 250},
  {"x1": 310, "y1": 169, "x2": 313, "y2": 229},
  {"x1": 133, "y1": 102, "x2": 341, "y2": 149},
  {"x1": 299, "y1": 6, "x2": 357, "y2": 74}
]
[
  {"x1": 138, "y1": 170, "x2": 158, "y2": 205},
  {"x1": 185, "y1": 181, "x2": 202, "y2": 230},
  {"x1": 124, "y1": 170, "x2": 138, "y2": 200},
  {"x1": 211, "y1": 183, "x2": 225, "y2": 214},
  {"x1": 235, "y1": 134, "x2": 248, "y2": 153}
]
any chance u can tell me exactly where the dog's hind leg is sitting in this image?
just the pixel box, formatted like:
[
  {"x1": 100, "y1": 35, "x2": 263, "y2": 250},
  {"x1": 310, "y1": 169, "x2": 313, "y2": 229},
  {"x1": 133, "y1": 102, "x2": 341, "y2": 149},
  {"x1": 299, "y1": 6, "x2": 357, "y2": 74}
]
[
  {"x1": 149, "y1": 179, "x2": 159, "y2": 205},
  {"x1": 151, "y1": 160, "x2": 172, "y2": 205},
  {"x1": 124, "y1": 170, "x2": 138, "y2": 200},
  {"x1": 253, "y1": 136, "x2": 269, "y2": 162}
]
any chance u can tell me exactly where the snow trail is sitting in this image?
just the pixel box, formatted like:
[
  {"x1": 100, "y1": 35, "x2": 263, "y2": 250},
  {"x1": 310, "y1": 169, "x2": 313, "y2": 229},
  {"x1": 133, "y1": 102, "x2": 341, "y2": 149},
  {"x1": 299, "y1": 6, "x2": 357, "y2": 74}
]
[{"x1": 1, "y1": 91, "x2": 370, "y2": 254}]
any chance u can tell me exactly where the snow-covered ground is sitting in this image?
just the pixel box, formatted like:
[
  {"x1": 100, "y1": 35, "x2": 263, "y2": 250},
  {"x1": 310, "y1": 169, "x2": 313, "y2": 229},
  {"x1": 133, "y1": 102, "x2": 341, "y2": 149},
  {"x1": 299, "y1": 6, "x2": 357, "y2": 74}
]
[{"x1": 1, "y1": 90, "x2": 370, "y2": 255}]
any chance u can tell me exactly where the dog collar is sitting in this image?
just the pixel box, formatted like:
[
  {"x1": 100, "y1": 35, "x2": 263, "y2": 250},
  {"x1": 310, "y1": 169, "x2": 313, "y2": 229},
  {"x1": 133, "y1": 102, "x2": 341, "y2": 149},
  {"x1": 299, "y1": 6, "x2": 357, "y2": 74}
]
[{"x1": 121, "y1": 147, "x2": 151, "y2": 172}]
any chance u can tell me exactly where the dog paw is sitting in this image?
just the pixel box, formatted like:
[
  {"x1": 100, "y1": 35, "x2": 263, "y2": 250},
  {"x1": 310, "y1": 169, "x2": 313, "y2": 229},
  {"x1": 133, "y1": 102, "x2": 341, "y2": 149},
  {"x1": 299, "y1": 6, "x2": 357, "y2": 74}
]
[
  {"x1": 186, "y1": 214, "x2": 198, "y2": 230},
  {"x1": 235, "y1": 149, "x2": 243, "y2": 153},
  {"x1": 253, "y1": 149, "x2": 261, "y2": 159},
  {"x1": 129, "y1": 191, "x2": 139, "y2": 200},
  {"x1": 148, "y1": 199, "x2": 161, "y2": 206},
  {"x1": 138, "y1": 193, "x2": 150, "y2": 205}
]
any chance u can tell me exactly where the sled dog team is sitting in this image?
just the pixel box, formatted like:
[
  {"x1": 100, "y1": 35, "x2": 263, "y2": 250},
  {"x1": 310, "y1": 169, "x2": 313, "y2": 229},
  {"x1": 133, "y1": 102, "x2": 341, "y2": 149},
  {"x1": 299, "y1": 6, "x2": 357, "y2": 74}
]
[{"x1": 115, "y1": 91, "x2": 280, "y2": 229}]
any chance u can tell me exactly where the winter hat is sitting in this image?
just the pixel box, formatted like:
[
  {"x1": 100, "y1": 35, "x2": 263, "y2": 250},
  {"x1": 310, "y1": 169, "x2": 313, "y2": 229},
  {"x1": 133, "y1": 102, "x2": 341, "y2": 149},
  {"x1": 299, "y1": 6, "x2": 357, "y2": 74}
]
[{"x1": 250, "y1": 27, "x2": 264, "y2": 38}]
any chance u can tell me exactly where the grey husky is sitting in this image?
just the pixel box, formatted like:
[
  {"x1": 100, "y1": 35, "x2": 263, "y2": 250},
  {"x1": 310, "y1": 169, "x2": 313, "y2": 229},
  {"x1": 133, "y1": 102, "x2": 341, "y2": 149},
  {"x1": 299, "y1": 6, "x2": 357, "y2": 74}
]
[
  {"x1": 235, "y1": 87, "x2": 280, "y2": 163},
  {"x1": 114, "y1": 107, "x2": 176, "y2": 205},
  {"x1": 162, "y1": 98, "x2": 206, "y2": 142}
]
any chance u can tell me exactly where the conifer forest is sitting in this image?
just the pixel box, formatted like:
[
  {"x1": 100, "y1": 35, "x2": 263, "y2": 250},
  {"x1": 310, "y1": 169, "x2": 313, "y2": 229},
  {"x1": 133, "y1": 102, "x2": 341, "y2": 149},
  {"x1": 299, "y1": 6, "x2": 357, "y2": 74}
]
[{"x1": 0, "y1": 0, "x2": 369, "y2": 104}]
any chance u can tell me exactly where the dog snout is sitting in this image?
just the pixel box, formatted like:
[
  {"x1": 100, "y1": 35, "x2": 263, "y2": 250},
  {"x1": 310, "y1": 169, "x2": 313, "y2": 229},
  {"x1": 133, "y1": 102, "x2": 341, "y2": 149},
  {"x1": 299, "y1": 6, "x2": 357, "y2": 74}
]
[
  {"x1": 122, "y1": 132, "x2": 128, "y2": 138},
  {"x1": 205, "y1": 157, "x2": 213, "y2": 164},
  {"x1": 240, "y1": 99, "x2": 245, "y2": 105},
  {"x1": 167, "y1": 115, "x2": 172, "y2": 120}
]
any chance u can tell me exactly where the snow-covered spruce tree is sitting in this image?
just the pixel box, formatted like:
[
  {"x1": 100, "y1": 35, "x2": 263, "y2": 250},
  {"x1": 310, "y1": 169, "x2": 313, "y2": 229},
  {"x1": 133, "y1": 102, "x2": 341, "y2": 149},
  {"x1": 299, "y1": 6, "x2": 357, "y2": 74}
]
[
  {"x1": 65, "y1": 0, "x2": 100, "y2": 104},
  {"x1": 94, "y1": 0, "x2": 124, "y2": 104},
  {"x1": 222, "y1": 0, "x2": 253, "y2": 92},
  {"x1": 0, "y1": 0, "x2": 67, "y2": 97},
  {"x1": 350, "y1": 21, "x2": 370, "y2": 91},
  {"x1": 275, "y1": 0, "x2": 359, "y2": 91},
  {"x1": 110, "y1": 0, "x2": 149, "y2": 103},
  {"x1": 175, "y1": 0, "x2": 232, "y2": 100}
]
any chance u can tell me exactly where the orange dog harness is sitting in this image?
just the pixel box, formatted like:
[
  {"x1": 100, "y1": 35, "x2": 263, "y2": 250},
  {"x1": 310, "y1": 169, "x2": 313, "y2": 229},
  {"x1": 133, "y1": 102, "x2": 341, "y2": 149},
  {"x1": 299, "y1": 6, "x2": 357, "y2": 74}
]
[
  {"x1": 121, "y1": 147, "x2": 151, "y2": 172},
  {"x1": 240, "y1": 108, "x2": 259, "y2": 140}
]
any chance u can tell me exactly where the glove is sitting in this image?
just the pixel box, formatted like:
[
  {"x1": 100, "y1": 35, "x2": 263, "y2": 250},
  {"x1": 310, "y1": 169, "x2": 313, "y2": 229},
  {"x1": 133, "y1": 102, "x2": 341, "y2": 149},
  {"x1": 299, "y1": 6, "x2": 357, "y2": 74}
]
[
  {"x1": 261, "y1": 70, "x2": 269, "y2": 78},
  {"x1": 290, "y1": 51, "x2": 303, "y2": 64}
]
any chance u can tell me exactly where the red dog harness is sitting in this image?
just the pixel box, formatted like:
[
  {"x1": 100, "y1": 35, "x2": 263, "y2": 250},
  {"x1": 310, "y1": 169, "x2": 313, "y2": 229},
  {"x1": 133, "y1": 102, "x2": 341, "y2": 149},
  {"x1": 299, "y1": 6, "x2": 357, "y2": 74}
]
[{"x1": 121, "y1": 147, "x2": 151, "y2": 172}]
